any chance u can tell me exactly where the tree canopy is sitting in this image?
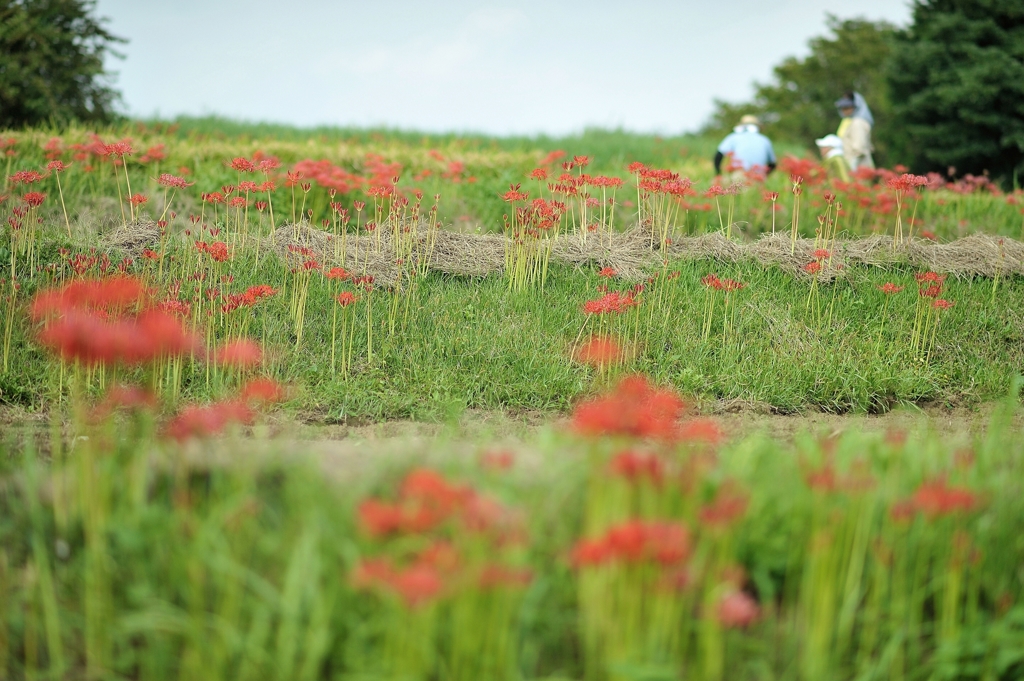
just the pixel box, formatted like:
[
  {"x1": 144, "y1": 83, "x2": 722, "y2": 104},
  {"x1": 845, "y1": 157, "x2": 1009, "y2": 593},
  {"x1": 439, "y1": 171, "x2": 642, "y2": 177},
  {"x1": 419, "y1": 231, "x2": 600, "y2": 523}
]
[
  {"x1": 702, "y1": 16, "x2": 897, "y2": 164},
  {"x1": 0, "y1": 0, "x2": 125, "y2": 129},
  {"x1": 887, "y1": 0, "x2": 1024, "y2": 183}
]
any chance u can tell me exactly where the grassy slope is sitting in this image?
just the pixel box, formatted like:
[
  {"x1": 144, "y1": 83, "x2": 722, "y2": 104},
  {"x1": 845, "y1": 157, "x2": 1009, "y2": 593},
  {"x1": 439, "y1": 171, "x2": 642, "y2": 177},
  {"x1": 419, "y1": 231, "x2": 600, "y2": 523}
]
[{"x1": 3, "y1": 237, "x2": 1021, "y2": 418}]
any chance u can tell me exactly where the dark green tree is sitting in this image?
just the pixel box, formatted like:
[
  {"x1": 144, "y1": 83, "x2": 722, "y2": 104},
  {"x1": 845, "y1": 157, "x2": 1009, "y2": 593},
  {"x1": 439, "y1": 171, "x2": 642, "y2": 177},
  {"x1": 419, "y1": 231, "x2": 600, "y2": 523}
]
[
  {"x1": 0, "y1": 0, "x2": 125, "y2": 129},
  {"x1": 888, "y1": 0, "x2": 1024, "y2": 184},
  {"x1": 702, "y1": 16, "x2": 896, "y2": 163}
]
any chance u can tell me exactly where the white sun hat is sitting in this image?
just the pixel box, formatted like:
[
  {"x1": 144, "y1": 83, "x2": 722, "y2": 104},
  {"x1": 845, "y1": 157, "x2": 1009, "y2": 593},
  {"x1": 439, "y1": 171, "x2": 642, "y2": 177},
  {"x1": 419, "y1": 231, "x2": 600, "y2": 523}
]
[{"x1": 815, "y1": 134, "x2": 843, "y2": 148}]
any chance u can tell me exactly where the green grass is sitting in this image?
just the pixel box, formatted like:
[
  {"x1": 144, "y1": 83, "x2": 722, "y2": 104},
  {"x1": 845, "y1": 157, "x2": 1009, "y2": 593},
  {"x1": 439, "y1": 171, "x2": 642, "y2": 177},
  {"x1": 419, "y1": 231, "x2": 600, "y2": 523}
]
[
  {"x1": 2, "y1": 233, "x2": 1022, "y2": 418},
  {"x1": 2, "y1": 379, "x2": 1023, "y2": 680}
]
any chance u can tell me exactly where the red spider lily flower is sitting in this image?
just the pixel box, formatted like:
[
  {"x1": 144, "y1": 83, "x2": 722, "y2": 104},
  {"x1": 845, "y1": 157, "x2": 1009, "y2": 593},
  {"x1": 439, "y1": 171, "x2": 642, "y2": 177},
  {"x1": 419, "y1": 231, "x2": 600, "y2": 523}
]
[
  {"x1": 10, "y1": 170, "x2": 45, "y2": 184},
  {"x1": 89, "y1": 384, "x2": 157, "y2": 422},
  {"x1": 36, "y1": 310, "x2": 201, "y2": 366},
  {"x1": 128, "y1": 193, "x2": 148, "y2": 207},
  {"x1": 804, "y1": 261, "x2": 822, "y2": 275},
  {"x1": 238, "y1": 180, "x2": 259, "y2": 193},
  {"x1": 502, "y1": 186, "x2": 528, "y2": 202},
  {"x1": 721, "y1": 279, "x2": 745, "y2": 293},
  {"x1": 598, "y1": 266, "x2": 618, "y2": 278},
  {"x1": 878, "y1": 282, "x2": 904, "y2": 294},
  {"x1": 22, "y1": 192, "x2": 46, "y2": 207},
  {"x1": 529, "y1": 167, "x2": 549, "y2": 180},
  {"x1": 910, "y1": 478, "x2": 978, "y2": 517},
  {"x1": 389, "y1": 564, "x2": 445, "y2": 608},
  {"x1": 932, "y1": 298, "x2": 954, "y2": 310},
  {"x1": 158, "y1": 173, "x2": 193, "y2": 189},
  {"x1": 763, "y1": 190, "x2": 779, "y2": 202},
  {"x1": 229, "y1": 157, "x2": 256, "y2": 173},
  {"x1": 717, "y1": 590, "x2": 759, "y2": 628},
  {"x1": 609, "y1": 450, "x2": 664, "y2": 485},
  {"x1": 914, "y1": 271, "x2": 946, "y2": 285},
  {"x1": 202, "y1": 191, "x2": 224, "y2": 204},
  {"x1": 215, "y1": 338, "x2": 263, "y2": 369},
  {"x1": 163, "y1": 399, "x2": 255, "y2": 442},
  {"x1": 704, "y1": 185, "x2": 726, "y2": 198},
  {"x1": 240, "y1": 377, "x2": 286, "y2": 405},
  {"x1": 227, "y1": 196, "x2": 247, "y2": 209},
  {"x1": 572, "y1": 374, "x2": 687, "y2": 441},
  {"x1": 581, "y1": 291, "x2": 638, "y2": 315},
  {"x1": 701, "y1": 273, "x2": 724, "y2": 290},
  {"x1": 813, "y1": 248, "x2": 831, "y2": 260},
  {"x1": 920, "y1": 284, "x2": 942, "y2": 298},
  {"x1": 571, "y1": 520, "x2": 690, "y2": 568},
  {"x1": 105, "y1": 141, "x2": 133, "y2": 157},
  {"x1": 575, "y1": 335, "x2": 622, "y2": 368},
  {"x1": 678, "y1": 418, "x2": 724, "y2": 445},
  {"x1": 699, "y1": 483, "x2": 749, "y2": 528},
  {"x1": 257, "y1": 157, "x2": 281, "y2": 173},
  {"x1": 254, "y1": 200, "x2": 268, "y2": 211},
  {"x1": 47, "y1": 160, "x2": 70, "y2": 173},
  {"x1": 205, "y1": 242, "x2": 230, "y2": 262},
  {"x1": 156, "y1": 299, "x2": 191, "y2": 318},
  {"x1": 337, "y1": 291, "x2": 358, "y2": 307},
  {"x1": 480, "y1": 449, "x2": 515, "y2": 471},
  {"x1": 477, "y1": 564, "x2": 533, "y2": 590},
  {"x1": 627, "y1": 161, "x2": 646, "y2": 174},
  {"x1": 141, "y1": 249, "x2": 160, "y2": 261},
  {"x1": 30, "y1": 276, "x2": 150, "y2": 320},
  {"x1": 325, "y1": 267, "x2": 351, "y2": 281}
]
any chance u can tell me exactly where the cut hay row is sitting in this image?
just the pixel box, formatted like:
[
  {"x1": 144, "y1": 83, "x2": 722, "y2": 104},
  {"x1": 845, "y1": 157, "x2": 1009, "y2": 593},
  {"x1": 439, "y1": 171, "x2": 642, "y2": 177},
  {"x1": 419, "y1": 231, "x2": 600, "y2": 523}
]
[{"x1": 103, "y1": 220, "x2": 1024, "y2": 288}]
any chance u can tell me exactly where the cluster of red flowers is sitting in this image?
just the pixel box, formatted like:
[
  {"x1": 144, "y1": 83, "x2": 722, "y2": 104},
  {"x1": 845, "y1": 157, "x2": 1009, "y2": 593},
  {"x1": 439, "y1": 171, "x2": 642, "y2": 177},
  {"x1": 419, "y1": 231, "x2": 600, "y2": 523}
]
[
  {"x1": 878, "y1": 282, "x2": 905, "y2": 295},
  {"x1": 572, "y1": 375, "x2": 687, "y2": 440},
  {"x1": 701, "y1": 274, "x2": 745, "y2": 292},
  {"x1": 609, "y1": 450, "x2": 665, "y2": 485},
  {"x1": 582, "y1": 291, "x2": 639, "y2": 315},
  {"x1": 354, "y1": 469, "x2": 530, "y2": 608},
  {"x1": 914, "y1": 271, "x2": 954, "y2": 309},
  {"x1": 571, "y1": 520, "x2": 690, "y2": 568},
  {"x1": 30, "y1": 277, "x2": 202, "y2": 366},
  {"x1": 195, "y1": 240, "x2": 230, "y2": 263},
  {"x1": 221, "y1": 284, "x2": 278, "y2": 313},
  {"x1": 886, "y1": 173, "x2": 930, "y2": 194},
  {"x1": 358, "y1": 468, "x2": 518, "y2": 539},
  {"x1": 891, "y1": 478, "x2": 979, "y2": 522}
]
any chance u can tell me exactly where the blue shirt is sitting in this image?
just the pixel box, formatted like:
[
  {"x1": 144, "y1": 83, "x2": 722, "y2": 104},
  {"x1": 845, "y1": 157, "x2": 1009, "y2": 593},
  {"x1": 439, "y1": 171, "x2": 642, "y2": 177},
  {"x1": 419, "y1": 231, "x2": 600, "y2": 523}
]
[{"x1": 717, "y1": 128, "x2": 776, "y2": 171}]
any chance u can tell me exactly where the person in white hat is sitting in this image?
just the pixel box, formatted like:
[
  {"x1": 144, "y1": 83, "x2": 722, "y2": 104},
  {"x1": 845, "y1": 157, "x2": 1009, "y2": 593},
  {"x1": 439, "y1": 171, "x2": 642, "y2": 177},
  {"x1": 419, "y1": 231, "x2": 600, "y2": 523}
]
[
  {"x1": 714, "y1": 114, "x2": 776, "y2": 178},
  {"x1": 815, "y1": 134, "x2": 851, "y2": 182}
]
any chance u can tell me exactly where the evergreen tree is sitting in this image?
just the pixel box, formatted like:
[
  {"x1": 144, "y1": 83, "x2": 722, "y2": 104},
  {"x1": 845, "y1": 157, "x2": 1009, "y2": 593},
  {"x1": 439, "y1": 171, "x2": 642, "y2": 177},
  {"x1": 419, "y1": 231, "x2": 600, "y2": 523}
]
[
  {"x1": 702, "y1": 16, "x2": 896, "y2": 163},
  {"x1": 0, "y1": 0, "x2": 126, "y2": 129},
  {"x1": 888, "y1": 0, "x2": 1024, "y2": 184}
]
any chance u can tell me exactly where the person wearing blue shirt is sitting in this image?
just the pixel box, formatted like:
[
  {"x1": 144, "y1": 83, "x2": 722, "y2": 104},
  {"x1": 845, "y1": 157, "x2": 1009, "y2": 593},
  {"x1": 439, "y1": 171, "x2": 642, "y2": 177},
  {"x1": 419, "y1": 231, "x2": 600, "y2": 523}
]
[{"x1": 713, "y1": 115, "x2": 777, "y2": 176}]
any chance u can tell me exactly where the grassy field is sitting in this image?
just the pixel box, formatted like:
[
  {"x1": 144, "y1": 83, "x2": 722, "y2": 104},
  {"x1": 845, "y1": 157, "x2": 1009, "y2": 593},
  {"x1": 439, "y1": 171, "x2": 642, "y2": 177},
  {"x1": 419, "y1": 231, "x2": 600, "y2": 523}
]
[
  {"x1": 2, "y1": 120, "x2": 1024, "y2": 680},
  {"x1": 1, "y1": 120, "x2": 1022, "y2": 416}
]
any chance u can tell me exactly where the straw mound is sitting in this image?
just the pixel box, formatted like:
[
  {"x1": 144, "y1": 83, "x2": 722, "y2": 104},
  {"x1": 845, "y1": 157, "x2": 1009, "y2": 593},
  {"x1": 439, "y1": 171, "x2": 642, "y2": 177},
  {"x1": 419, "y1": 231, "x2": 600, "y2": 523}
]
[
  {"x1": 270, "y1": 223, "x2": 401, "y2": 287},
  {"x1": 907, "y1": 234, "x2": 1024, "y2": 279},
  {"x1": 99, "y1": 220, "x2": 161, "y2": 258},
  {"x1": 98, "y1": 219, "x2": 1023, "y2": 289},
  {"x1": 428, "y1": 230, "x2": 506, "y2": 277}
]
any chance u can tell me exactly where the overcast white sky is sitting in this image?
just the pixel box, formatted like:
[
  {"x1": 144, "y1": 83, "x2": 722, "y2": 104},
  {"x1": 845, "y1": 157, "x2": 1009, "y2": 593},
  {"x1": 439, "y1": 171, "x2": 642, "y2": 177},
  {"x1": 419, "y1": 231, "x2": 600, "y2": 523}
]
[{"x1": 94, "y1": 1, "x2": 911, "y2": 136}]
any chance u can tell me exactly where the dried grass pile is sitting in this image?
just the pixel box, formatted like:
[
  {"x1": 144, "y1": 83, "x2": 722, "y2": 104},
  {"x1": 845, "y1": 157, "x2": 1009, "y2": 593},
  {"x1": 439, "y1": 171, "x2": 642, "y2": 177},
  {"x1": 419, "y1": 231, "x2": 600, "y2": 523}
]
[
  {"x1": 99, "y1": 220, "x2": 161, "y2": 258},
  {"x1": 93, "y1": 219, "x2": 1022, "y2": 289}
]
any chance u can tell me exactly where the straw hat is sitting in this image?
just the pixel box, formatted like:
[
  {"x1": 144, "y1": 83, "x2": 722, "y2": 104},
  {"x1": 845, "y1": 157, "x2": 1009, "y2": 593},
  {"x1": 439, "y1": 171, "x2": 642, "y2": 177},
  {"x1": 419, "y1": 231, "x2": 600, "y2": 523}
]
[{"x1": 739, "y1": 114, "x2": 761, "y2": 127}]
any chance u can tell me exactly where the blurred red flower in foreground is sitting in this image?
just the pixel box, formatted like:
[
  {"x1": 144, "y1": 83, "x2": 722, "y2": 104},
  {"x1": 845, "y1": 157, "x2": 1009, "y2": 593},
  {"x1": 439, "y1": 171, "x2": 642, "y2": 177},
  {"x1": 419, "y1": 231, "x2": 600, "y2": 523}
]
[
  {"x1": 571, "y1": 520, "x2": 690, "y2": 568},
  {"x1": 717, "y1": 590, "x2": 759, "y2": 628},
  {"x1": 215, "y1": 338, "x2": 263, "y2": 368},
  {"x1": 571, "y1": 375, "x2": 687, "y2": 441},
  {"x1": 163, "y1": 399, "x2": 254, "y2": 442},
  {"x1": 575, "y1": 335, "x2": 622, "y2": 368}
]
